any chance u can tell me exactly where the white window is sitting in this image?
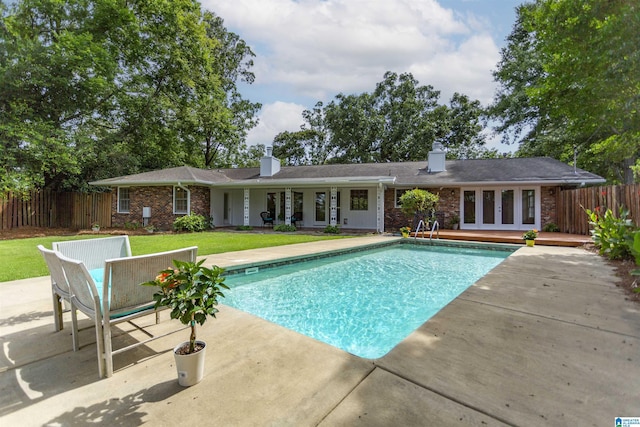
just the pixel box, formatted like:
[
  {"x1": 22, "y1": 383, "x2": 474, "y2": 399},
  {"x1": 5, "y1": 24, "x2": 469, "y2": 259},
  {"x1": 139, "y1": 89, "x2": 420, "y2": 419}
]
[
  {"x1": 395, "y1": 189, "x2": 409, "y2": 208},
  {"x1": 350, "y1": 189, "x2": 368, "y2": 211},
  {"x1": 118, "y1": 187, "x2": 130, "y2": 213},
  {"x1": 174, "y1": 186, "x2": 190, "y2": 214}
]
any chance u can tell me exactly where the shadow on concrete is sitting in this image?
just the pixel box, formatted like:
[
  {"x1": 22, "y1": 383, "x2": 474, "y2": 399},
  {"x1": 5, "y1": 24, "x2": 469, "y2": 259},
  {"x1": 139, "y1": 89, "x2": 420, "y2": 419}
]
[{"x1": 45, "y1": 380, "x2": 183, "y2": 426}]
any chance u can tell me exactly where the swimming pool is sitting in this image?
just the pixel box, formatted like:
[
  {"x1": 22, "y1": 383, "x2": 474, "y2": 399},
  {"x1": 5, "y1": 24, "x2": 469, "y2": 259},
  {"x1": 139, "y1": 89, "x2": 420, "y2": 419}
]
[{"x1": 223, "y1": 242, "x2": 512, "y2": 358}]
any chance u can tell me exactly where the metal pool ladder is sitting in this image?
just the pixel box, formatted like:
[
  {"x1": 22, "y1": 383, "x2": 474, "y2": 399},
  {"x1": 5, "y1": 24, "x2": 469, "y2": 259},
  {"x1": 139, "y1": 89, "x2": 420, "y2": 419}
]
[{"x1": 414, "y1": 219, "x2": 439, "y2": 240}]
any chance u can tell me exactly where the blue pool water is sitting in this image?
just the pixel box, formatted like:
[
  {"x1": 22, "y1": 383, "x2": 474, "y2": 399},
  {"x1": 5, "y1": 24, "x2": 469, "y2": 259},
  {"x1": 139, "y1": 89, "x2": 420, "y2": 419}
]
[{"x1": 223, "y1": 243, "x2": 511, "y2": 358}]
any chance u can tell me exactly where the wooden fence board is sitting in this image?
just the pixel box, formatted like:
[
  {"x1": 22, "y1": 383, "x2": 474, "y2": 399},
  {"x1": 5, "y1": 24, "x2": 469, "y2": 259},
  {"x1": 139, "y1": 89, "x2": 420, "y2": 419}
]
[
  {"x1": 0, "y1": 190, "x2": 112, "y2": 231},
  {"x1": 559, "y1": 184, "x2": 640, "y2": 234}
]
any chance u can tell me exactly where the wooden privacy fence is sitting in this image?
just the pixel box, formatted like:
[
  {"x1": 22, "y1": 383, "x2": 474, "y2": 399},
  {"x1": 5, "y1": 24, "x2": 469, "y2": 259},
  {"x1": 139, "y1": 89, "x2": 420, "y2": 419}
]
[
  {"x1": 558, "y1": 184, "x2": 640, "y2": 235},
  {"x1": 0, "y1": 190, "x2": 112, "y2": 231}
]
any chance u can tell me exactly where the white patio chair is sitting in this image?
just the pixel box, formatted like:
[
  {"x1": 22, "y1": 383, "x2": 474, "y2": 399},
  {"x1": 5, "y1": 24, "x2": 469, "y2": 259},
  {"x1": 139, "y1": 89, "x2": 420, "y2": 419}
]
[
  {"x1": 37, "y1": 245, "x2": 78, "y2": 336},
  {"x1": 52, "y1": 235, "x2": 132, "y2": 270},
  {"x1": 57, "y1": 246, "x2": 198, "y2": 378}
]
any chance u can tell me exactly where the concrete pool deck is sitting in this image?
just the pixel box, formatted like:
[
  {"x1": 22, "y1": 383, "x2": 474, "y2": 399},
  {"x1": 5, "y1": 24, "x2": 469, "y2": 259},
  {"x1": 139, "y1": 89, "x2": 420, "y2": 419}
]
[{"x1": 1, "y1": 236, "x2": 638, "y2": 425}]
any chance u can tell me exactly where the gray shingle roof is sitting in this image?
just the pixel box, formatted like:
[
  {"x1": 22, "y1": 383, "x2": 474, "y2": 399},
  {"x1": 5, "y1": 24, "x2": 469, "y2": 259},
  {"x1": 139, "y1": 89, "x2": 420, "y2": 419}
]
[{"x1": 90, "y1": 157, "x2": 605, "y2": 187}]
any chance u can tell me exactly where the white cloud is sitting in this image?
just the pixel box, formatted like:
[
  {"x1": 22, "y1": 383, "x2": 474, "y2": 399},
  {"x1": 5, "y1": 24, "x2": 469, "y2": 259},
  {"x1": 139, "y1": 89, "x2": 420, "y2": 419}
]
[
  {"x1": 246, "y1": 102, "x2": 306, "y2": 146},
  {"x1": 205, "y1": 0, "x2": 491, "y2": 99},
  {"x1": 202, "y1": 0, "x2": 507, "y2": 145}
]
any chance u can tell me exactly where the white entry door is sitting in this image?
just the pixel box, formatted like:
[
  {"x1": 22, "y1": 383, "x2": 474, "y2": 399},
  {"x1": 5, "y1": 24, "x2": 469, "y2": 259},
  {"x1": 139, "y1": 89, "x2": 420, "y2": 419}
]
[{"x1": 462, "y1": 187, "x2": 539, "y2": 230}]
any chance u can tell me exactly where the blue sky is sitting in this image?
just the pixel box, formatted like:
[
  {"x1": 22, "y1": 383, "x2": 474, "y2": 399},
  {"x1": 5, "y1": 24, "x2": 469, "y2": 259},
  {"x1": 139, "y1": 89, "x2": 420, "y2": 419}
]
[{"x1": 203, "y1": 0, "x2": 524, "y2": 151}]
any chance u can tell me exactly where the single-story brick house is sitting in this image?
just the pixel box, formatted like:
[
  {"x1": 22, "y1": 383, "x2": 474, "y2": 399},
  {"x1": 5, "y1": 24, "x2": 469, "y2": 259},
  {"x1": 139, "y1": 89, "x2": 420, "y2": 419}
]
[{"x1": 90, "y1": 144, "x2": 605, "y2": 233}]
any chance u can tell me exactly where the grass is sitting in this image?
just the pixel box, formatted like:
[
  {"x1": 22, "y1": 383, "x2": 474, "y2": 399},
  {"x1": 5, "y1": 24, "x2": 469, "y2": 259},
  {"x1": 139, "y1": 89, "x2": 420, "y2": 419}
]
[{"x1": 0, "y1": 231, "x2": 351, "y2": 283}]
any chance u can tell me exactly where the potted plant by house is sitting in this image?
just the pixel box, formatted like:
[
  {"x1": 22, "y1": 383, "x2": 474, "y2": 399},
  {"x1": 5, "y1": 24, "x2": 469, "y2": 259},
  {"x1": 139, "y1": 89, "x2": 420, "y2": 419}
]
[
  {"x1": 449, "y1": 214, "x2": 460, "y2": 230},
  {"x1": 399, "y1": 226, "x2": 411, "y2": 238},
  {"x1": 91, "y1": 223, "x2": 100, "y2": 232},
  {"x1": 144, "y1": 259, "x2": 228, "y2": 386},
  {"x1": 522, "y1": 229, "x2": 538, "y2": 247}
]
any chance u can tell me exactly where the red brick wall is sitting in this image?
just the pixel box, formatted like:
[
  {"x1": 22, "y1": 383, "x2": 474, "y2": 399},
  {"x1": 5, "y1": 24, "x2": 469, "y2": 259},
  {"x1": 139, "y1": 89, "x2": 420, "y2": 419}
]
[
  {"x1": 384, "y1": 187, "x2": 460, "y2": 231},
  {"x1": 111, "y1": 185, "x2": 210, "y2": 231},
  {"x1": 541, "y1": 186, "x2": 559, "y2": 230}
]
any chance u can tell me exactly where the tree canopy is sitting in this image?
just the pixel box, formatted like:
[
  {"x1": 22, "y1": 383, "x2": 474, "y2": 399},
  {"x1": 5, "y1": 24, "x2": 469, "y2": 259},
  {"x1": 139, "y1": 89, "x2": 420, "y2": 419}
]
[
  {"x1": 490, "y1": 0, "x2": 639, "y2": 183},
  {"x1": 0, "y1": 0, "x2": 259, "y2": 195},
  {"x1": 274, "y1": 71, "x2": 497, "y2": 166}
]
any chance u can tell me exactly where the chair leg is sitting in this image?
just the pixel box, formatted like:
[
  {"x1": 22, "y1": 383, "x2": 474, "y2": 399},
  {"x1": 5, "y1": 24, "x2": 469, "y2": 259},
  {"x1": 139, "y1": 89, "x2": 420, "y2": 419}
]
[
  {"x1": 103, "y1": 318, "x2": 114, "y2": 378},
  {"x1": 70, "y1": 303, "x2": 80, "y2": 351},
  {"x1": 95, "y1": 322, "x2": 106, "y2": 379},
  {"x1": 52, "y1": 292, "x2": 63, "y2": 332}
]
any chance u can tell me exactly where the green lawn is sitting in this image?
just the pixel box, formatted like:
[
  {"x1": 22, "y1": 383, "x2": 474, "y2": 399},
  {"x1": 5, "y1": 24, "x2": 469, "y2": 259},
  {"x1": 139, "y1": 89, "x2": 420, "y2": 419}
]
[{"x1": 1, "y1": 231, "x2": 351, "y2": 283}]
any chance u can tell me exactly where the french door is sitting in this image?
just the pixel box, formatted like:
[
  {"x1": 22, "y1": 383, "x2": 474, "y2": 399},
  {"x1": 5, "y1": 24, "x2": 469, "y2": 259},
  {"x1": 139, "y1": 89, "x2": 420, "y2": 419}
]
[{"x1": 462, "y1": 187, "x2": 539, "y2": 230}]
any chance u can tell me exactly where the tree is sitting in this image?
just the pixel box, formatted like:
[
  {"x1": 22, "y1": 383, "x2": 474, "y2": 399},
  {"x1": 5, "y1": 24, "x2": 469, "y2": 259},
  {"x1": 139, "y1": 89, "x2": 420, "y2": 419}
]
[
  {"x1": 490, "y1": 0, "x2": 639, "y2": 183},
  {"x1": 437, "y1": 93, "x2": 490, "y2": 159},
  {"x1": 176, "y1": 12, "x2": 261, "y2": 169},
  {"x1": 272, "y1": 101, "x2": 332, "y2": 166},
  {"x1": 324, "y1": 93, "x2": 382, "y2": 164},
  {"x1": 0, "y1": 0, "x2": 260, "y2": 195},
  {"x1": 488, "y1": 3, "x2": 544, "y2": 146},
  {"x1": 373, "y1": 72, "x2": 443, "y2": 162},
  {"x1": 273, "y1": 130, "x2": 315, "y2": 166},
  {"x1": 279, "y1": 72, "x2": 489, "y2": 165}
]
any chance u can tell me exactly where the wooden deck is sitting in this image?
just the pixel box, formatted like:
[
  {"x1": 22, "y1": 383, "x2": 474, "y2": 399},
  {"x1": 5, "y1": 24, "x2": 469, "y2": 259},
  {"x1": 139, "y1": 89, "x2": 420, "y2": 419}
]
[{"x1": 411, "y1": 230, "x2": 592, "y2": 247}]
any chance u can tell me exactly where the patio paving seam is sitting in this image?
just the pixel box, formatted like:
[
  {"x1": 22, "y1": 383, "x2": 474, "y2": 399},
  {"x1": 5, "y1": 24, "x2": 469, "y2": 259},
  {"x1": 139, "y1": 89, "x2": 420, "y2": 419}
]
[
  {"x1": 372, "y1": 364, "x2": 519, "y2": 427},
  {"x1": 456, "y1": 296, "x2": 640, "y2": 339},
  {"x1": 315, "y1": 364, "x2": 377, "y2": 426}
]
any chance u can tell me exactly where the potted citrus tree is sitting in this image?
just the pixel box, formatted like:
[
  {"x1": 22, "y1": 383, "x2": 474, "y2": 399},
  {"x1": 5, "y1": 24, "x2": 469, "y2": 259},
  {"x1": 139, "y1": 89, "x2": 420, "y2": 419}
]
[{"x1": 144, "y1": 259, "x2": 228, "y2": 386}]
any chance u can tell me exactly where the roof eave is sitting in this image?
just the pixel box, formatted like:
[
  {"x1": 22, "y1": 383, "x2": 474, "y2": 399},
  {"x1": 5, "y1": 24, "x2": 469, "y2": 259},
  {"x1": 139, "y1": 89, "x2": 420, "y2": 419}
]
[{"x1": 209, "y1": 176, "x2": 397, "y2": 188}]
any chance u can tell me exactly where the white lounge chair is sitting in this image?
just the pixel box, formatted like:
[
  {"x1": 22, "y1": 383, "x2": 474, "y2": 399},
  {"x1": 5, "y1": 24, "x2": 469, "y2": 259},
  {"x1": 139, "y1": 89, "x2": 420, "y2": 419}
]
[{"x1": 57, "y1": 246, "x2": 198, "y2": 378}]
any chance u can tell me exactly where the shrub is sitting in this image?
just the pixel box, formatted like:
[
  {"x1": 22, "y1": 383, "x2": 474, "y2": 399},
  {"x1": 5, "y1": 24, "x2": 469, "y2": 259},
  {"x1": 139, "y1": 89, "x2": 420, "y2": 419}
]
[
  {"x1": 584, "y1": 206, "x2": 635, "y2": 260},
  {"x1": 173, "y1": 212, "x2": 208, "y2": 232},
  {"x1": 124, "y1": 221, "x2": 140, "y2": 230},
  {"x1": 274, "y1": 224, "x2": 297, "y2": 232},
  {"x1": 323, "y1": 225, "x2": 341, "y2": 234},
  {"x1": 236, "y1": 225, "x2": 254, "y2": 231},
  {"x1": 631, "y1": 232, "x2": 640, "y2": 287},
  {"x1": 542, "y1": 223, "x2": 560, "y2": 232},
  {"x1": 399, "y1": 189, "x2": 439, "y2": 217}
]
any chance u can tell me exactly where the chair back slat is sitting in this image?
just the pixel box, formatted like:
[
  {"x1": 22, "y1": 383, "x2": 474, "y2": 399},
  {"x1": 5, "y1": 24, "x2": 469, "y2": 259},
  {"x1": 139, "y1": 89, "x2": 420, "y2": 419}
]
[
  {"x1": 105, "y1": 246, "x2": 198, "y2": 314},
  {"x1": 53, "y1": 236, "x2": 132, "y2": 270}
]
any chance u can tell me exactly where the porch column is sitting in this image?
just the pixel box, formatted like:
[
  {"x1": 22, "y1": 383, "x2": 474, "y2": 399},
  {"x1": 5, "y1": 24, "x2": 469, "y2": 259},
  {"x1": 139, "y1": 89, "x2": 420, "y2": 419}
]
[
  {"x1": 377, "y1": 183, "x2": 385, "y2": 234},
  {"x1": 285, "y1": 187, "x2": 292, "y2": 225},
  {"x1": 243, "y1": 188, "x2": 250, "y2": 226},
  {"x1": 330, "y1": 187, "x2": 338, "y2": 226}
]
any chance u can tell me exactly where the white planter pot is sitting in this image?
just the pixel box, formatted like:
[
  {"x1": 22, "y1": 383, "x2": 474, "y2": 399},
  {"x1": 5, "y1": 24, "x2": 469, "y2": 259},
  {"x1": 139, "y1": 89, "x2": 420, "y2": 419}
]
[{"x1": 174, "y1": 340, "x2": 206, "y2": 386}]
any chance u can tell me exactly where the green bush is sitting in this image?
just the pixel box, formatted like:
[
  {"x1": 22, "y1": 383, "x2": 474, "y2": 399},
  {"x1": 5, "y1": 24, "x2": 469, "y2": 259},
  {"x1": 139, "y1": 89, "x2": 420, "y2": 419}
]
[
  {"x1": 274, "y1": 224, "x2": 297, "y2": 232},
  {"x1": 323, "y1": 225, "x2": 341, "y2": 234},
  {"x1": 584, "y1": 206, "x2": 635, "y2": 260},
  {"x1": 124, "y1": 221, "x2": 141, "y2": 230},
  {"x1": 399, "y1": 189, "x2": 439, "y2": 217},
  {"x1": 542, "y1": 223, "x2": 560, "y2": 232},
  {"x1": 235, "y1": 225, "x2": 254, "y2": 231},
  {"x1": 173, "y1": 212, "x2": 208, "y2": 232}
]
